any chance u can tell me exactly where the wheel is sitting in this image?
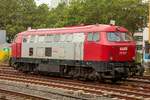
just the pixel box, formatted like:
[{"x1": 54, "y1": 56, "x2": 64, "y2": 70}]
[
  {"x1": 111, "y1": 78, "x2": 117, "y2": 83},
  {"x1": 138, "y1": 64, "x2": 144, "y2": 76},
  {"x1": 98, "y1": 73, "x2": 106, "y2": 82}
]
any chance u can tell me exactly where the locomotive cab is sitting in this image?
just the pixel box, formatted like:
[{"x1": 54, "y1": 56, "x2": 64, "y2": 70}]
[
  {"x1": 98, "y1": 30, "x2": 136, "y2": 81},
  {"x1": 84, "y1": 26, "x2": 136, "y2": 81},
  {"x1": 104, "y1": 31, "x2": 136, "y2": 80},
  {"x1": 106, "y1": 31, "x2": 135, "y2": 62}
]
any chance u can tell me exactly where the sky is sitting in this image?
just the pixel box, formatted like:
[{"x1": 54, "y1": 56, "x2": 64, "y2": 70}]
[
  {"x1": 143, "y1": 0, "x2": 148, "y2": 3},
  {"x1": 35, "y1": 0, "x2": 60, "y2": 8},
  {"x1": 35, "y1": 0, "x2": 51, "y2": 6},
  {"x1": 35, "y1": 0, "x2": 148, "y2": 8}
]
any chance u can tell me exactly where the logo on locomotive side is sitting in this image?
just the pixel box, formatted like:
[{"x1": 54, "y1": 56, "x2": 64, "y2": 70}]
[
  {"x1": 120, "y1": 47, "x2": 128, "y2": 51},
  {"x1": 119, "y1": 47, "x2": 128, "y2": 55}
]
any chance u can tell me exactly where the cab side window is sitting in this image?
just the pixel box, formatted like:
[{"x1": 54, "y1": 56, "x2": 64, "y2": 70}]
[
  {"x1": 87, "y1": 33, "x2": 93, "y2": 41},
  {"x1": 87, "y1": 32, "x2": 100, "y2": 42},
  {"x1": 93, "y1": 32, "x2": 99, "y2": 41}
]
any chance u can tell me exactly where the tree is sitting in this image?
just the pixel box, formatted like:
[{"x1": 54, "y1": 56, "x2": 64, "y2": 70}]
[
  {"x1": 50, "y1": 0, "x2": 148, "y2": 34},
  {"x1": 32, "y1": 4, "x2": 50, "y2": 28},
  {"x1": 0, "y1": 0, "x2": 38, "y2": 41},
  {"x1": 0, "y1": 0, "x2": 148, "y2": 42}
]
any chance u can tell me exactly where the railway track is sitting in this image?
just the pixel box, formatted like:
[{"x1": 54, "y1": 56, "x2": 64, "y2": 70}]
[
  {"x1": 127, "y1": 77, "x2": 150, "y2": 84},
  {"x1": 0, "y1": 88, "x2": 47, "y2": 100},
  {"x1": 133, "y1": 75, "x2": 150, "y2": 81},
  {"x1": 0, "y1": 65, "x2": 150, "y2": 100}
]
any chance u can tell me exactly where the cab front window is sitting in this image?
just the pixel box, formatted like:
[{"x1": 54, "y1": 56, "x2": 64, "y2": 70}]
[
  {"x1": 107, "y1": 32, "x2": 132, "y2": 42},
  {"x1": 87, "y1": 32, "x2": 100, "y2": 42}
]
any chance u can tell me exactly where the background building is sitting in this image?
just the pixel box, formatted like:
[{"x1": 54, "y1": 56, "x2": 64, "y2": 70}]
[
  {"x1": 0, "y1": 30, "x2": 6, "y2": 44},
  {"x1": 134, "y1": 32, "x2": 143, "y2": 53}
]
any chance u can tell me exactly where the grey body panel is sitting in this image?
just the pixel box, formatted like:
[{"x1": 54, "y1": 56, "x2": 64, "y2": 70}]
[{"x1": 21, "y1": 33, "x2": 85, "y2": 60}]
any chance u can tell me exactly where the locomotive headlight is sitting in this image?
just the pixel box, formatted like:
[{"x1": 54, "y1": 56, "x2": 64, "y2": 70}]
[
  {"x1": 110, "y1": 56, "x2": 113, "y2": 61},
  {"x1": 132, "y1": 56, "x2": 135, "y2": 60}
]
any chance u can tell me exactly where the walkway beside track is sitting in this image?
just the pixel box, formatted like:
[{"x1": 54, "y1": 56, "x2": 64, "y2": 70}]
[{"x1": 0, "y1": 79, "x2": 111, "y2": 100}]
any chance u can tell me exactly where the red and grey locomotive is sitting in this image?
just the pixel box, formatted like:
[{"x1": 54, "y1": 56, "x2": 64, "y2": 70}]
[{"x1": 10, "y1": 24, "x2": 136, "y2": 82}]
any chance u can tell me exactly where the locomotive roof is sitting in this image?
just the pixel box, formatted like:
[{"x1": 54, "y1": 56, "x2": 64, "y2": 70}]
[{"x1": 20, "y1": 24, "x2": 128, "y2": 35}]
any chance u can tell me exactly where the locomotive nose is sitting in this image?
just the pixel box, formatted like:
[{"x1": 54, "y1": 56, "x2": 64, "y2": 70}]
[{"x1": 110, "y1": 45, "x2": 135, "y2": 61}]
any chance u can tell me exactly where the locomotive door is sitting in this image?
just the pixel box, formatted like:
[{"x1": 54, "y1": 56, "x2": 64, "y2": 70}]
[
  {"x1": 74, "y1": 43, "x2": 82, "y2": 60},
  {"x1": 84, "y1": 32, "x2": 100, "y2": 60},
  {"x1": 11, "y1": 35, "x2": 22, "y2": 58},
  {"x1": 73, "y1": 33, "x2": 84, "y2": 60},
  {"x1": 11, "y1": 42, "x2": 17, "y2": 58},
  {"x1": 11, "y1": 35, "x2": 18, "y2": 58}
]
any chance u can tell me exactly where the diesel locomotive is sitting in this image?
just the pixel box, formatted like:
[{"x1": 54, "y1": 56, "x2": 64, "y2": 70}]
[{"x1": 10, "y1": 24, "x2": 139, "y2": 82}]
